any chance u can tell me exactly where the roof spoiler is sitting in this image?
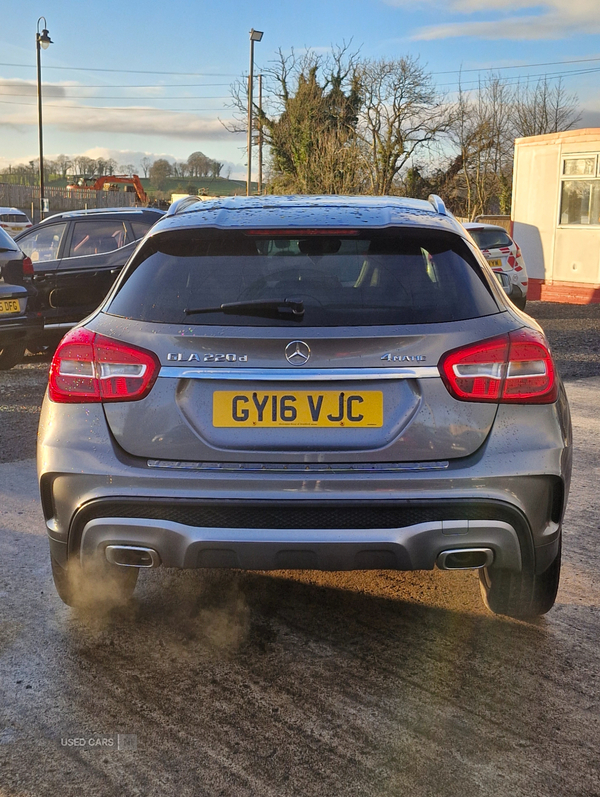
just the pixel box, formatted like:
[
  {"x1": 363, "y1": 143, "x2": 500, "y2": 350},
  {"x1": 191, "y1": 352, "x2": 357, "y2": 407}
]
[
  {"x1": 166, "y1": 195, "x2": 203, "y2": 217},
  {"x1": 428, "y1": 195, "x2": 448, "y2": 216}
]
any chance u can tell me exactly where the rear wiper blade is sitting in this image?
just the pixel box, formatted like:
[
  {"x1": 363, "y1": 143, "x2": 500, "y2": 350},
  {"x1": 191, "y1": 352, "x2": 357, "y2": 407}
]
[{"x1": 184, "y1": 297, "x2": 305, "y2": 319}]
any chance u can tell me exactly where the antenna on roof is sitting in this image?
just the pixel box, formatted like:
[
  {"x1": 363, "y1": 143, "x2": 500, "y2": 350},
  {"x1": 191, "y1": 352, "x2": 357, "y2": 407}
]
[
  {"x1": 428, "y1": 195, "x2": 447, "y2": 215},
  {"x1": 167, "y1": 195, "x2": 203, "y2": 217}
]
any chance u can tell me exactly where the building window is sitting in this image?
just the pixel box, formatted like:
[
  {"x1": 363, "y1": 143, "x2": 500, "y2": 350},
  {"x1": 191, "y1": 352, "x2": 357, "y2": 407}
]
[
  {"x1": 560, "y1": 155, "x2": 600, "y2": 225},
  {"x1": 563, "y1": 157, "x2": 596, "y2": 176}
]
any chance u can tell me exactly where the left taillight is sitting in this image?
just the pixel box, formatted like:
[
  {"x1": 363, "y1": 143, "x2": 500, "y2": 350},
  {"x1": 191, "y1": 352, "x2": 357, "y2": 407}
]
[
  {"x1": 22, "y1": 256, "x2": 34, "y2": 276},
  {"x1": 48, "y1": 327, "x2": 160, "y2": 404},
  {"x1": 438, "y1": 328, "x2": 557, "y2": 404}
]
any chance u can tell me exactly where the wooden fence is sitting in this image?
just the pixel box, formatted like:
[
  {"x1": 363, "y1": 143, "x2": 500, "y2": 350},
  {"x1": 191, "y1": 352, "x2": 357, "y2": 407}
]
[{"x1": 0, "y1": 183, "x2": 137, "y2": 223}]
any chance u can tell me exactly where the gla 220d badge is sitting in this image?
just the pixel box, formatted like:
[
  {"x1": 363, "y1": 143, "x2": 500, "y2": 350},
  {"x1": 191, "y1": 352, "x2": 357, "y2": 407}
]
[{"x1": 166, "y1": 352, "x2": 248, "y2": 362}]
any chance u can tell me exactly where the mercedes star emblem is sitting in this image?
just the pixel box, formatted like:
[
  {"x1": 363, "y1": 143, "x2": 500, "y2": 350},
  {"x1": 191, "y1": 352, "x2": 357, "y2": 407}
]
[{"x1": 285, "y1": 340, "x2": 311, "y2": 366}]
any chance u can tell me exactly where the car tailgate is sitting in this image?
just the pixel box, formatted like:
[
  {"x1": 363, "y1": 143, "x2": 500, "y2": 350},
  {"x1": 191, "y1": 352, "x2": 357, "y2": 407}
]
[{"x1": 94, "y1": 315, "x2": 518, "y2": 463}]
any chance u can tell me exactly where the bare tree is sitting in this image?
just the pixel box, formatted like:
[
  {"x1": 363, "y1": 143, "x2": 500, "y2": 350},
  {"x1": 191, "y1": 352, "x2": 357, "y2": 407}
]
[
  {"x1": 355, "y1": 57, "x2": 451, "y2": 195},
  {"x1": 149, "y1": 158, "x2": 172, "y2": 190},
  {"x1": 55, "y1": 154, "x2": 72, "y2": 180},
  {"x1": 187, "y1": 151, "x2": 210, "y2": 178},
  {"x1": 442, "y1": 74, "x2": 581, "y2": 218},
  {"x1": 72, "y1": 156, "x2": 97, "y2": 177},
  {"x1": 172, "y1": 161, "x2": 188, "y2": 179},
  {"x1": 513, "y1": 78, "x2": 581, "y2": 138},
  {"x1": 140, "y1": 156, "x2": 153, "y2": 178}
]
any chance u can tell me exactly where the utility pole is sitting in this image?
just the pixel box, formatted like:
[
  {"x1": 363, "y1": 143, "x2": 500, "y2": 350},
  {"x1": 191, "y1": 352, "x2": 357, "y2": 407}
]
[
  {"x1": 246, "y1": 29, "x2": 263, "y2": 196},
  {"x1": 258, "y1": 74, "x2": 263, "y2": 195}
]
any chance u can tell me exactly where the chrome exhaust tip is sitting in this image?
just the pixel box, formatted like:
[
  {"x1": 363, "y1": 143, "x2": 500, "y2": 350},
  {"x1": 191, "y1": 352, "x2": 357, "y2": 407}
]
[
  {"x1": 436, "y1": 548, "x2": 494, "y2": 570},
  {"x1": 105, "y1": 545, "x2": 161, "y2": 568}
]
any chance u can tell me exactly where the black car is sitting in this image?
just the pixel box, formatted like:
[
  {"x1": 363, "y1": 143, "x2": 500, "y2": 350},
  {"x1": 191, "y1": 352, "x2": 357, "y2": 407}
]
[
  {"x1": 15, "y1": 207, "x2": 164, "y2": 350},
  {"x1": 0, "y1": 226, "x2": 42, "y2": 369}
]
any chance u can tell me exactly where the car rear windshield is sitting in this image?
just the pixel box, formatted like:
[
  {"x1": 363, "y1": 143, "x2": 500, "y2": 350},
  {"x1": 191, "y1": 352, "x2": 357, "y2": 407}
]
[
  {"x1": 105, "y1": 228, "x2": 500, "y2": 327},
  {"x1": 0, "y1": 214, "x2": 27, "y2": 223},
  {"x1": 469, "y1": 228, "x2": 512, "y2": 249}
]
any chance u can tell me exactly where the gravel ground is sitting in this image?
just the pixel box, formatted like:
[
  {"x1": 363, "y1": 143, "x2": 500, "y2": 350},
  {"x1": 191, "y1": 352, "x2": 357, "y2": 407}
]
[{"x1": 0, "y1": 301, "x2": 599, "y2": 463}]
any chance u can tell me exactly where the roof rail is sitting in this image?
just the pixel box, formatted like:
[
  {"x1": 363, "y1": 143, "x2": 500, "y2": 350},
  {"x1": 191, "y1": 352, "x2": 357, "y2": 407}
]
[
  {"x1": 428, "y1": 194, "x2": 447, "y2": 215},
  {"x1": 166, "y1": 195, "x2": 203, "y2": 217}
]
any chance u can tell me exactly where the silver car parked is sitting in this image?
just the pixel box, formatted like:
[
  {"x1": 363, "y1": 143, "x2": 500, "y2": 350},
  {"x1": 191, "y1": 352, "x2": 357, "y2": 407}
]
[{"x1": 38, "y1": 195, "x2": 571, "y2": 618}]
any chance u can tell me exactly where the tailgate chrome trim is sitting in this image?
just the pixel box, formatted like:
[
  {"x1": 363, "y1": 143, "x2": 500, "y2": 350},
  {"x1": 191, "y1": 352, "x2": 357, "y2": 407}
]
[
  {"x1": 146, "y1": 459, "x2": 449, "y2": 472},
  {"x1": 158, "y1": 366, "x2": 440, "y2": 381}
]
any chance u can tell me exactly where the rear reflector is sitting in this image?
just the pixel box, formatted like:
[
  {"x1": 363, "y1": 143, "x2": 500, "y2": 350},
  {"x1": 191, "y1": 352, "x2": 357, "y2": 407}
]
[
  {"x1": 438, "y1": 328, "x2": 557, "y2": 404},
  {"x1": 48, "y1": 327, "x2": 160, "y2": 404}
]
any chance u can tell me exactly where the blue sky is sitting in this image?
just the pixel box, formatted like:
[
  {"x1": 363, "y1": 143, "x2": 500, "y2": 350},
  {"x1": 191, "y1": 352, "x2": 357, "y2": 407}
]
[{"x1": 1, "y1": 0, "x2": 599, "y2": 178}]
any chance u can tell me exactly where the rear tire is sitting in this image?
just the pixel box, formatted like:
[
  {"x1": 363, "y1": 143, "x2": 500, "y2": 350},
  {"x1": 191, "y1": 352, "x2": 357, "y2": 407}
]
[
  {"x1": 0, "y1": 344, "x2": 25, "y2": 370},
  {"x1": 479, "y1": 538, "x2": 561, "y2": 619},
  {"x1": 50, "y1": 553, "x2": 139, "y2": 608}
]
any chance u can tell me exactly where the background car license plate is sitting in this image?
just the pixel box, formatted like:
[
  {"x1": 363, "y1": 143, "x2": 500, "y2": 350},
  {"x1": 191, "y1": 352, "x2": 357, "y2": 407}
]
[
  {"x1": 0, "y1": 299, "x2": 21, "y2": 315},
  {"x1": 213, "y1": 390, "x2": 383, "y2": 427},
  {"x1": 487, "y1": 258, "x2": 502, "y2": 269}
]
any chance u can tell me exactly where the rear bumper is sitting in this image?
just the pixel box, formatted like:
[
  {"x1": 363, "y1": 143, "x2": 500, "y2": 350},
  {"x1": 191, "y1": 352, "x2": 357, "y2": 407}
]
[
  {"x1": 46, "y1": 491, "x2": 558, "y2": 575},
  {"x1": 72, "y1": 513, "x2": 524, "y2": 572}
]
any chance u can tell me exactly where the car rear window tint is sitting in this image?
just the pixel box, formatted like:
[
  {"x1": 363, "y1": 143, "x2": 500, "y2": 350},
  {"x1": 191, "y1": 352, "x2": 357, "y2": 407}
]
[
  {"x1": 68, "y1": 220, "x2": 128, "y2": 257},
  {"x1": 0, "y1": 214, "x2": 27, "y2": 223},
  {"x1": 469, "y1": 229, "x2": 512, "y2": 249},
  {"x1": 106, "y1": 228, "x2": 500, "y2": 327},
  {"x1": 130, "y1": 220, "x2": 154, "y2": 240}
]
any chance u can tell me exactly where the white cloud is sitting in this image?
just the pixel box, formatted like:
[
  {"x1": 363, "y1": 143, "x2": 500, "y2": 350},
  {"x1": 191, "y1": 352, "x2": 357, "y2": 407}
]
[
  {"x1": 383, "y1": 0, "x2": 600, "y2": 40},
  {"x1": 0, "y1": 78, "x2": 70, "y2": 98},
  {"x1": 0, "y1": 97, "x2": 240, "y2": 141},
  {"x1": 81, "y1": 147, "x2": 173, "y2": 164}
]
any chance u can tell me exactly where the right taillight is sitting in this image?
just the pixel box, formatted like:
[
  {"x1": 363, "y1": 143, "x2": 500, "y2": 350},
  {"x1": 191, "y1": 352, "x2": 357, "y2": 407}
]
[
  {"x1": 48, "y1": 327, "x2": 160, "y2": 404},
  {"x1": 438, "y1": 328, "x2": 557, "y2": 404},
  {"x1": 22, "y1": 256, "x2": 34, "y2": 276}
]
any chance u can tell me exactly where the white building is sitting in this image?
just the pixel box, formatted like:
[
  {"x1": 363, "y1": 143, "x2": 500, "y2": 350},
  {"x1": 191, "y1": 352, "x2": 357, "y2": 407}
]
[{"x1": 512, "y1": 128, "x2": 600, "y2": 303}]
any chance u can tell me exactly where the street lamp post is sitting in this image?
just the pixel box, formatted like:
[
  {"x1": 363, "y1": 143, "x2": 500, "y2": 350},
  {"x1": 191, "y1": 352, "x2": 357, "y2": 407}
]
[
  {"x1": 36, "y1": 17, "x2": 53, "y2": 220},
  {"x1": 257, "y1": 74, "x2": 263, "y2": 195},
  {"x1": 246, "y1": 28, "x2": 263, "y2": 197}
]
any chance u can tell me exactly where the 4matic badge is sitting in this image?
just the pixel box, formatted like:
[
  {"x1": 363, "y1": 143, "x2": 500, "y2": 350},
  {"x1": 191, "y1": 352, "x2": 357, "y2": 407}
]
[{"x1": 380, "y1": 353, "x2": 427, "y2": 362}]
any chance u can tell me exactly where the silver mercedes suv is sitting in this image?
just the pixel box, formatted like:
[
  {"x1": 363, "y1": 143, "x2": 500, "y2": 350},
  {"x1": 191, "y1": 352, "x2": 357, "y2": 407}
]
[{"x1": 38, "y1": 195, "x2": 572, "y2": 618}]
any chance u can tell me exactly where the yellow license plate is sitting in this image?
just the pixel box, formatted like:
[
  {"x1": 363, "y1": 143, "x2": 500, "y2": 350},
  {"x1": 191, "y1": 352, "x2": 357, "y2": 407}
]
[
  {"x1": 0, "y1": 299, "x2": 21, "y2": 315},
  {"x1": 487, "y1": 258, "x2": 502, "y2": 269},
  {"x1": 213, "y1": 390, "x2": 383, "y2": 428}
]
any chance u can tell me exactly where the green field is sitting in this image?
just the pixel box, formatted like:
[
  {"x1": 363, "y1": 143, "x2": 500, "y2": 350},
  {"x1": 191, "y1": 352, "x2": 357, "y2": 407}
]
[{"x1": 45, "y1": 175, "x2": 255, "y2": 197}]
